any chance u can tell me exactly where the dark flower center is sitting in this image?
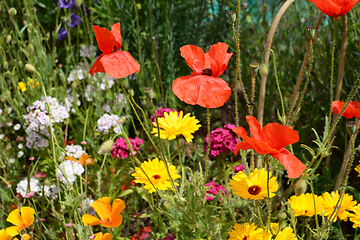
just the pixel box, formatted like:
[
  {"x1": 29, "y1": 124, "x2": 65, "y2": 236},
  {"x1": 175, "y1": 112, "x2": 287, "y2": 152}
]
[
  {"x1": 152, "y1": 174, "x2": 161, "y2": 180},
  {"x1": 112, "y1": 46, "x2": 118, "y2": 53},
  {"x1": 202, "y1": 68, "x2": 213, "y2": 76},
  {"x1": 242, "y1": 235, "x2": 248, "y2": 240},
  {"x1": 248, "y1": 185, "x2": 261, "y2": 195}
]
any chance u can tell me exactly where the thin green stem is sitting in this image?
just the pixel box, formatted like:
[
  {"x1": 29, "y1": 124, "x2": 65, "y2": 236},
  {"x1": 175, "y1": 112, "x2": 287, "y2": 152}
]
[
  {"x1": 329, "y1": 19, "x2": 337, "y2": 122},
  {"x1": 204, "y1": 108, "x2": 211, "y2": 184},
  {"x1": 255, "y1": 199, "x2": 264, "y2": 228},
  {"x1": 266, "y1": 156, "x2": 271, "y2": 228},
  {"x1": 176, "y1": 138, "x2": 183, "y2": 170}
]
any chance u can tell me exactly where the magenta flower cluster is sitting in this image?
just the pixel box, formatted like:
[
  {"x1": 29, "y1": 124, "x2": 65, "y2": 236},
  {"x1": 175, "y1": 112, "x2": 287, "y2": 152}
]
[
  {"x1": 234, "y1": 164, "x2": 245, "y2": 173},
  {"x1": 111, "y1": 137, "x2": 144, "y2": 159},
  {"x1": 204, "y1": 124, "x2": 239, "y2": 157},
  {"x1": 150, "y1": 107, "x2": 179, "y2": 124},
  {"x1": 205, "y1": 182, "x2": 229, "y2": 201}
]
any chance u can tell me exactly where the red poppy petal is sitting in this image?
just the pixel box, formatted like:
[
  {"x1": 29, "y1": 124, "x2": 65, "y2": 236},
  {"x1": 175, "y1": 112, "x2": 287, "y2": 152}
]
[
  {"x1": 180, "y1": 45, "x2": 205, "y2": 74},
  {"x1": 261, "y1": 122, "x2": 299, "y2": 150},
  {"x1": 245, "y1": 116, "x2": 262, "y2": 141},
  {"x1": 239, "y1": 134, "x2": 278, "y2": 155},
  {"x1": 196, "y1": 75, "x2": 231, "y2": 108},
  {"x1": 332, "y1": 100, "x2": 344, "y2": 115},
  {"x1": 93, "y1": 25, "x2": 117, "y2": 54},
  {"x1": 234, "y1": 141, "x2": 253, "y2": 156},
  {"x1": 271, "y1": 148, "x2": 306, "y2": 178},
  {"x1": 232, "y1": 126, "x2": 248, "y2": 138},
  {"x1": 111, "y1": 22, "x2": 122, "y2": 49},
  {"x1": 172, "y1": 75, "x2": 200, "y2": 105},
  {"x1": 100, "y1": 51, "x2": 140, "y2": 78},
  {"x1": 332, "y1": 100, "x2": 360, "y2": 119},
  {"x1": 89, "y1": 53, "x2": 106, "y2": 76},
  {"x1": 308, "y1": 0, "x2": 342, "y2": 16},
  {"x1": 207, "y1": 42, "x2": 233, "y2": 77}
]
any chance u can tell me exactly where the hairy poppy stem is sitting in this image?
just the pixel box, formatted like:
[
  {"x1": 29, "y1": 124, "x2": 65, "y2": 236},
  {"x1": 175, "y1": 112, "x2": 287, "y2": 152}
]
[
  {"x1": 329, "y1": 19, "x2": 337, "y2": 122},
  {"x1": 204, "y1": 108, "x2": 211, "y2": 184},
  {"x1": 266, "y1": 156, "x2": 271, "y2": 229}
]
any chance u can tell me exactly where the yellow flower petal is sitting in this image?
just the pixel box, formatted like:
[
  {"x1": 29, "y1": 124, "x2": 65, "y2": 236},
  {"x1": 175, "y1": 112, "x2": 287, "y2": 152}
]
[
  {"x1": 0, "y1": 229, "x2": 12, "y2": 240},
  {"x1": 82, "y1": 214, "x2": 102, "y2": 226}
]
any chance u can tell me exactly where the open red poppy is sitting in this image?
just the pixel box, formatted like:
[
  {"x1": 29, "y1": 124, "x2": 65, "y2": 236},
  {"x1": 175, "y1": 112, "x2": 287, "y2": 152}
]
[
  {"x1": 89, "y1": 22, "x2": 140, "y2": 78},
  {"x1": 232, "y1": 116, "x2": 306, "y2": 178},
  {"x1": 172, "y1": 42, "x2": 233, "y2": 108},
  {"x1": 332, "y1": 100, "x2": 360, "y2": 119},
  {"x1": 308, "y1": 0, "x2": 360, "y2": 20}
]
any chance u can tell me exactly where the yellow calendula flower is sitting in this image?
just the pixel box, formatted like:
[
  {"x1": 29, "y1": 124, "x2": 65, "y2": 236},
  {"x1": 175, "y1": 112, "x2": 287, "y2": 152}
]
[
  {"x1": 275, "y1": 227, "x2": 297, "y2": 240},
  {"x1": 132, "y1": 158, "x2": 180, "y2": 193},
  {"x1": 321, "y1": 190, "x2": 356, "y2": 222},
  {"x1": 355, "y1": 164, "x2": 360, "y2": 177},
  {"x1": 229, "y1": 168, "x2": 279, "y2": 200},
  {"x1": 151, "y1": 111, "x2": 201, "y2": 143},
  {"x1": 349, "y1": 205, "x2": 360, "y2": 228},
  {"x1": 17, "y1": 82, "x2": 27, "y2": 92},
  {"x1": 228, "y1": 223, "x2": 265, "y2": 240},
  {"x1": 288, "y1": 193, "x2": 323, "y2": 217},
  {"x1": 6, "y1": 207, "x2": 35, "y2": 236}
]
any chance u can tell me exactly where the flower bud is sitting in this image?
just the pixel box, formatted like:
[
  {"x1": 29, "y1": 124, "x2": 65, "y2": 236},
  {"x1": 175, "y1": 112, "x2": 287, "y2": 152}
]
[
  {"x1": 98, "y1": 139, "x2": 114, "y2": 155},
  {"x1": 144, "y1": 87, "x2": 154, "y2": 99},
  {"x1": 2, "y1": 61, "x2": 8, "y2": 69},
  {"x1": 305, "y1": 26, "x2": 315, "y2": 40},
  {"x1": 25, "y1": 63, "x2": 35, "y2": 73},
  {"x1": 18, "y1": 60, "x2": 23, "y2": 68},
  {"x1": 294, "y1": 179, "x2": 307, "y2": 196},
  {"x1": 27, "y1": 44, "x2": 34, "y2": 54},
  {"x1": 249, "y1": 62, "x2": 259, "y2": 77},
  {"x1": 8, "y1": 8, "x2": 17, "y2": 17},
  {"x1": 6, "y1": 35, "x2": 12, "y2": 43},
  {"x1": 277, "y1": 212, "x2": 287, "y2": 221},
  {"x1": 227, "y1": 11, "x2": 237, "y2": 24},
  {"x1": 260, "y1": 64, "x2": 268, "y2": 77},
  {"x1": 128, "y1": 89, "x2": 134, "y2": 97},
  {"x1": 346, "y1": 121, "x2": 356, "y2": 136},
  {"x1": 74, "y1": 0, "x2": 82, "y2": 7}
]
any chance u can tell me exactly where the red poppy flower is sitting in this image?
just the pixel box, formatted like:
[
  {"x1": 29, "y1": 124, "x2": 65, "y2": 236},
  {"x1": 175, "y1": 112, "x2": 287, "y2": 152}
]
[
  {"x1": 332, "y1": 100, "x2": 360, "y2": 119},
  {"x1": 232, "y1": 116, "x2": 306, "y2": 178},
  {"x1": 308, "y1": 0, "x2": 360, "y2": 20},
  {"x1": 172, "y1": 42, "x2": 233, "y2": 108},
  {"x1": 89, "y1": 22, "x2": 140, "y2": 78}
]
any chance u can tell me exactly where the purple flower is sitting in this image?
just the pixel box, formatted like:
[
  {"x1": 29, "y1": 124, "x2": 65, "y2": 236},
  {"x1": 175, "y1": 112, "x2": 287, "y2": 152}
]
[
  {"x1": 234, "y1": 164, "x2": 245, "y2": 173},
  {"x1": 57, "y1": 28, "x2": 68, "y2": 41},
  {"x1": 159, "y1": 233, "x2": 176, "y2": 240},
  {"x1": 111, "y1": 137, "x2": 144, "y2": 159},
  {"x1": 205, "y1": 182, "x2": 229, "y2": 202},
  {"x1": 57, "y1": 0, "x2": 75, "y2": 9},
  {"x1": 70, "y1": 13, "x2": 81, "y2": 28},
  {"x1": 204, "y1": 124, "x2": 239, "y2": 157},
  {"x1": 151, "y1": 108, "x2": 179, "y2": 125}
]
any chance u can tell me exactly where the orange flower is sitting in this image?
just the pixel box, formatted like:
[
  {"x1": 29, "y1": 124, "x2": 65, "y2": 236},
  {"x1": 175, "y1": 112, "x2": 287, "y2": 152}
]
[
  {"x1": 94, "y1": 232, "x2": 112, "y2": 240},
  {"x1": 172, "y1": 42, "x2": 233, "y2": 108},
  {"x1": 0, "y1": 229, "x2": 12, "y2": 240},
  {"x1": 89, "y1": 22, "x2": 140, "y2": 78},
  {"x1": 6, "y1": 207, "x2": 35, "y2": 236},
  {"x1": 82, "y1": 197, "x2": 125, "y2": 228},
  {"x1": 308, "y1": 0, "x2": 360, "y2": 20},
  {"x1": 66, "y1": 153, "x2": 95, "y2": 166},
  {"x1": 233, "y1": 116, "x2": 306, "y2": 178},
  {"x1": 332, "y1": 100, "x2": 360, "y2": 119}
]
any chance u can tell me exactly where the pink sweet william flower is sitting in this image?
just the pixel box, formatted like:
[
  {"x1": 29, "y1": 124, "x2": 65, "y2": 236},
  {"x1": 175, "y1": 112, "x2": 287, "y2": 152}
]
[
  {"x1": 234, "y1": 164, "x2": 245, "y2": 173},
  {"x1": 204, "y1": 124, "x2": 239, "y2": 157},
  {"x1": 205, "y1": 182, "x2": 229, "y2": 202},
  {"x1": 150, "y1": 107, "x2": 179, "y2": 125},
  {"x1": 111, "y1": 137, "x2": 144, "y2": 159}
]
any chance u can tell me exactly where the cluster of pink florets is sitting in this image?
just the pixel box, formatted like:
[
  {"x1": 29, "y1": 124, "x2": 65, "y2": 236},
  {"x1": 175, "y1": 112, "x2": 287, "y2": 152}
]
[
  {"x1": 205, "y1": 182, "x2": 229, "y2": 201},
  {"x1": 204, "y1": 124, "x2": 239, "y2": 157},
  {"x1": 111, "y1": 137, "x2": 144, "y2": 159}
]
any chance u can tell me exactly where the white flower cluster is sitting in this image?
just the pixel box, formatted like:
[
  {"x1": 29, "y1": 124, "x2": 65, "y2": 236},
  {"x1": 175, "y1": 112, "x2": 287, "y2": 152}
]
[
  {"x1": 67, "y1": 65, "x2": 86, "y2": 83},
  {"x1": 64, "y1": 144, "x2": 85, "y2": 159},
  {"x1": 57, "y1": 160, "x2": 84, "y2": 187},
  {"x1": 64, "y1": 88, "x2": 81, "y2": 113},
  {"x1": 97, "y1": 113, "x2": 122, "y2": 134},
  {"x1": 78, "y1": 197, "x2": 96, "y2": 215},
  {"x1": 16, "y1": 177, "x2": 58, "y2": 199},
  {"x1": 80, "y1": 45, "x2": 97, "y2": 59},
  {"x1": 23, "y1": 97, "x2": 69, "y2": 149}
]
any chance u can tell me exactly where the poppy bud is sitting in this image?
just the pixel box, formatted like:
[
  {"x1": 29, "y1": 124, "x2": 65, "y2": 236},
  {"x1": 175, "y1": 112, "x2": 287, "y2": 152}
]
[
  {"x1": 8, "y1": 8, "x2": 17, "y2": 16},
  {"x1": 294, "y1": 179, "x2": 307, "y2": 196},
  {"x1": 3, "y1": 61, "x2": 8, "y2": 69},
  {"x1": 128, "y1": 89, "x2": 134, "y2": 97},
  {"x1": 260, "y1": 64, "x2": 268, "y2": 77},
  {"x1": 227, "y1": 11, "x2": 237, "y2": 24},
  {"x1": 118, "y1": 116, "x2": 128, "y2": 125},
  {"x1": 144, "y1": 87, "x2": 154, "y2": 99},
  {"x1": 18, "y1": 60, "x2": 23, "y2": 68},
  {"x1": 305, "y1": 26, "x2": 315, "y2": 40},
  {"x1": 277, "y1": 212, "x2": 287, "y2": 221},
  {"x1": 98, "y1": 139, "x2": 114, "y2": 155},
  {"x1": 25, "y1": 63, "x2": 35, "y2": 73},
  {"x1": 249, "y1": 62, "x2": 259, "y2": 77},
  {"x1": 28, "y1": 44, "x2": 34, "y2": 54},
  {"x1": 6, "y1": 35, "x2": 12, "y2": 43},
  {"x1": 346, "y1": 121, "x2": 356, "y2": 136},
  {"x1": 74, "y1": 0, "x2": 82, "y2": 7}
]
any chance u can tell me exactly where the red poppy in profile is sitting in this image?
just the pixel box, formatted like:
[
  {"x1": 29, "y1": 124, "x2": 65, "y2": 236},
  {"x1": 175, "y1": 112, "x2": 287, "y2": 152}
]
[
  {"x1": 232, "y1": 116, "x2": 306, "y2": 178},
  {"x1": 172, "y1": 42, "x2": 233, "y2": 108},
  {"x1": 332, "y1": 100, "x2": 360, "y2": 119},
  {"x1": 308, "y1": 0, "x2": 360, "y2": 20},
  {"x1": 89, "y1": 22, "x2": 140, "y2": 78}
]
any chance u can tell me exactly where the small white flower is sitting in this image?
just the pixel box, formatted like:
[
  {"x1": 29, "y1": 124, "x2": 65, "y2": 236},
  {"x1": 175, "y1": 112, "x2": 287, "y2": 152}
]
[
  {"x1": 18, "y1": 143, "x2": 24, "y2": 149},
  {"x1": 9, "y1": 157, "x2": 15, "y2": 163},
  {"x1": 0, "y1": 134, "x2": 5, "y2": 139},
  {"x1": 0, "y1": 108, "x2": 2, "y2": 115},
  {"x1": 6, "y1": 121, "x2": 13, "y2": 127},
  {"x1": 16, "y1": 177, "x2": 41, "y2": 197},
  {"x1": 13, "y1": 123, "x2": 21, "y2": 131},
  {"x1": 17, "y1": 151, "x2": 24, "y2": 158}
]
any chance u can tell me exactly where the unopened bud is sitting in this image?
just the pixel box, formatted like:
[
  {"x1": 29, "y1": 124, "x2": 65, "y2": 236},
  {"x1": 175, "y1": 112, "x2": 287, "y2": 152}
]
[
  {"x1": 74, "y1": 0, "x2": 82, "y2": 7},
  {"x1": 144, "y1": 87, "x2": 154, "y2": 99},
  {"x1": 18, "y1": 60, "x2": 23, "y2": 68},
  {"x1": 128, "y1": 89, "x2": 134, "y2": 97},
  {"x1": 6, "y1": 35, "x2": 12, "y2": 43},
  {"x1": 346, "y1": 121, "x2": 356, "y2": 136},
  {"x1": 305, "y1": 26, "x2": 315, "y2": 40},
  {"x1": 8, "y1": 8, "x2": 17, "y2": 17},
  {"x1": 294, "y1": 180, "x2": 307, "y2": 196},
  {"x1": 277, "y1": 212, "x2": 287, "y2": 221},
  {"x1": 28, "y1": 44, "x2": 34, "y2": 54},
  {"x1": 118, "y1": 116, "x2": 127, "y2": 125},
  {"x1": 260, "y1": 64, "x2": 268, "y2": 77},
  {"x1": 25, "y1": 63, "x2": 35, "y2": 73},
  {"x1": 3, "y1": 61, "x2": 8, "y2": 69},
  {"x1": 98, "y1": 139, "x2": 114, "y2": 155},
  {"x1": 227, "y1": 11, "x2": 237, "y2": 24},
  {"x1": 249, "y1": 62, "x2": 259, "y2": 77}
]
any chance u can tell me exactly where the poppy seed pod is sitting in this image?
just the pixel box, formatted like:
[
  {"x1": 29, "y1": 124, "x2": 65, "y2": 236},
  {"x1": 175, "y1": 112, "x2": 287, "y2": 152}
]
[
  {"x1": 260, "y1": 64, "x2": 268, "y2": 77},
  {"x1": 8, "y1": 8, "x2": 17, "y2": 16},
  {"x1": 294, "y1": 179, "x2": 307, "y2": 196},
  {"x1": 27, "y1": 44, "x2": 34, "y2": 54},
  {"x1": 25, "y1": 63, "x2": 35, "y2": 73},
  {"x1": 128, "y1": 89, "x2": 134, "y2": 97},
  {"x1": 144, "y1": 87, "x2": 154, "y2": 99},
  {"x1": 74, "y1": 0, "x2": 82, "y2": 7},
  {"x1": 277, "y1": 212, "x2": 287, "y2": 221},
  {"x1": 98, "y1": 139, "x2": 114, "y2": 155},
  {"x1": 249, "y1": 62, "x2": 259, "y2": 77},
  {"x1": 6, "y1": 35, "x2": 12, "y2": 43},
  {"x1": 346, "y1": 121, "x2": 356, "y2": 136},
  {"x1": 227, "y1": 11, "x2": 237, "y2": 24},
  {"x1": 3, "y1": 61, "x2": 8, "y2": 69},
  {"x1": 305, "y1": 26, "x2": 315, "y2": 40}
]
